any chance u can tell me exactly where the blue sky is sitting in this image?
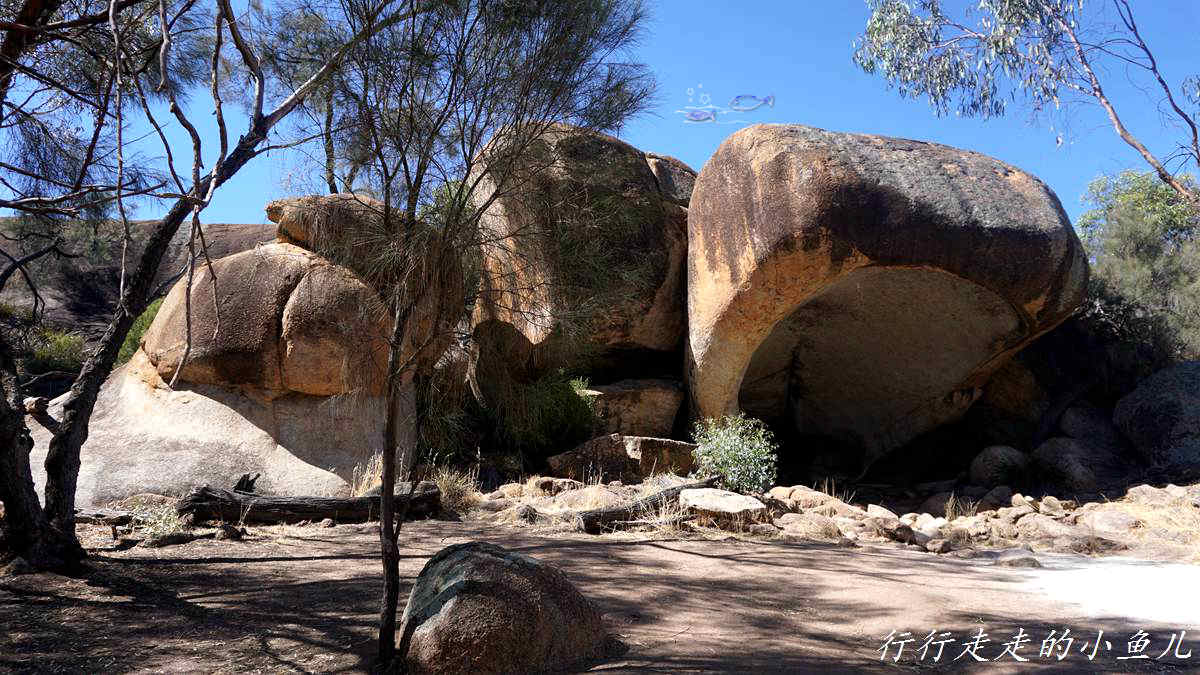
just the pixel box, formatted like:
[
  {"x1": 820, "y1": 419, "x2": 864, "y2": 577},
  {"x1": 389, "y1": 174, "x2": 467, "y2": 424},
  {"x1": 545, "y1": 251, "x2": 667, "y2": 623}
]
[{"x1": 187, "y1": 0, "x2": 1200, "y2": 225}]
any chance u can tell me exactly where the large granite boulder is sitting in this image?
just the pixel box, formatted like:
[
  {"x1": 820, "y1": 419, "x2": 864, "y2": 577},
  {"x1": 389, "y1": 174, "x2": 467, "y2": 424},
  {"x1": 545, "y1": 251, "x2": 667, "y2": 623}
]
[
  {"x1": 28, "y1": 196, "x2": 466, "y2": 506},
  {"x1": 469, "y1": 125, "x2": 692, "y2": 406},
  {"x1": 143, "y1": 242, "x2": 390, "y2": 396},
  {"x1": 399, "y1": 542, "x2": 607, "y2": 674},
  {"x1": 687, "y1": 124, "x2": 1087, "y2": 472},
  {"x1": 1114, "y1": 361, "x2": 1200, "y2": 477}
]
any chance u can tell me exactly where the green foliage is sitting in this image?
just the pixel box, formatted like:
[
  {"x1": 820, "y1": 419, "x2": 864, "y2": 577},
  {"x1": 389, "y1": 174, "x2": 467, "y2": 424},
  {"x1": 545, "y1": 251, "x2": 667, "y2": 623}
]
[
  {"x1": 491, "y1": 372, "x2": 597, "y2": 463},
  {"x1": 1078, "y1": 171, "x2": 1200, "y2": 358},
  {"x1": 0, "y1": 302, "x2": 35, "y2": 326},
  {"x1": 26, "y1": 329, "x2": 86, "y2": 375},
  {"x1": 117, "y1": 298, "x2": 163, "y2": 365},
  {"x1": 854, "y1": 0, "x2": 1079, "y2": 119},
  {"x1": 692, "y1": 414, "x2": 779, "y2": 494}
]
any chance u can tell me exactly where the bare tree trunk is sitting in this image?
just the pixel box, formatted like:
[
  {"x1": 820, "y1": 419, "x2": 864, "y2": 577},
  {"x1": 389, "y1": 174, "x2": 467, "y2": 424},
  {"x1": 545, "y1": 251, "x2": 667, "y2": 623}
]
[
  {"x1": 0, "y1": 337, "x2": 65, "y2": 567},
  {"x1": 377, "y1": 302, "x2": 409, "y2": 668},
  {"x1": 322, "y1": 91, "x2": 339, "y2": 195}
]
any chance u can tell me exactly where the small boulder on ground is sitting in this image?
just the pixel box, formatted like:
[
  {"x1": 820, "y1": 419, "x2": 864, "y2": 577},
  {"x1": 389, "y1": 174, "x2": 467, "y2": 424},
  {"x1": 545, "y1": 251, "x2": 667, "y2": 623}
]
[
  {"x1": 1031, "y1": 438, "x2": 1098, "y2": 494},
  {"x1": 679, "y1": 488, "x2": 767, "y2": 529},
  {"x1": 775, "y1": 513, "x2": 842, "y2": 541},
  {"x1": 968, "y1": 446, "x2": 1028, "y2": 487},
  {"x1": 582, "y1": 379, "x2": 685, "y2": 438},
  {"x1": 399, "y1": 542, "x2": 607, "y2": 674},
  {"x1": 526, "y1": 477, "x2": 583, "y2": 497},
  {"x1": 547, "y1": 434, "x2": 696, "y2": 483},
  {"x1": 1113, "y1": 361, "x2": 1200, "y2": 476}
]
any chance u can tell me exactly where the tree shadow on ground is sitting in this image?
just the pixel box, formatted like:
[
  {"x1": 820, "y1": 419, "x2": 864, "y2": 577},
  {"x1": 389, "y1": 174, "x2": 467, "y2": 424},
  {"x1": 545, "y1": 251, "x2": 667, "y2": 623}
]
[{"x1": 1, "y1": 520, "x2": 1195, "y2": 673}]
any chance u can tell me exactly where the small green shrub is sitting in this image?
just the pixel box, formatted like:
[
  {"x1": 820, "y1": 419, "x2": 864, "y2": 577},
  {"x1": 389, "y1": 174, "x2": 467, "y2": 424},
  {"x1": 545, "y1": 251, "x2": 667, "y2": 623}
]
[
  {"x1": 491, "y1": 371, "x2": 597, "y2": 462},
  {"x1": 117, "y1": 297, "x2": 163, "y2": 365},
  {"x1": 692, "y1": 414, "x2": 779, "y2": 494},
  {"x1": 25, "y1": 329, "x2": 85, "y2": 374}
]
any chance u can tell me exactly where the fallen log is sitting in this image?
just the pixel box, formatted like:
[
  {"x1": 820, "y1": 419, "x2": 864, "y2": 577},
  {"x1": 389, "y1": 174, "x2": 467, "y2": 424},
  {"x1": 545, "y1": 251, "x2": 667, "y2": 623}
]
[
  {"x1": 574, "y1": 475, "x2": 719, "y2": 534},
  {"x1": 176, "y1": 483, "x2": 440, "y2": 525}
]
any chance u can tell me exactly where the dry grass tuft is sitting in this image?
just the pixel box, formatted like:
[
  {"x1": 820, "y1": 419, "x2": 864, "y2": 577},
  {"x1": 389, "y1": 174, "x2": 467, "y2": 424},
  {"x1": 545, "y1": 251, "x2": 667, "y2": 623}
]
[
  {"x1": 945, "y1": 527, "x2": 973, "y2": 548},
  {"x1": 814, "y1": 477, "x2": 856, "y2": 504},
  {"x1": 433, "y1": 466, "x2": 482, "y2": 513},
  {"x1": 944, "y1": 493, "x2": 979, "y2": 520},
  {"x1": 351, "y1": 451, "x2": 384, "y2": 497}
]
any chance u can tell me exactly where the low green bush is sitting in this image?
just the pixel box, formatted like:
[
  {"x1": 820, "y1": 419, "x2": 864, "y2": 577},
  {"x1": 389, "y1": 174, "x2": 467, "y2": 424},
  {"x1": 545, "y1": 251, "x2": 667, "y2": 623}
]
[
  {"x1": 491, "y1": 372, "x2": 597, "y2": 463},
  {"x1": 692, "y1": 414, "x2": 779, "y2": 494},
  {"x1": 25, "y1": 329, "x2": 85, "y2": 375},
  {"x1": 117, "y1": 297, "x2": 163, "y2": 365}
]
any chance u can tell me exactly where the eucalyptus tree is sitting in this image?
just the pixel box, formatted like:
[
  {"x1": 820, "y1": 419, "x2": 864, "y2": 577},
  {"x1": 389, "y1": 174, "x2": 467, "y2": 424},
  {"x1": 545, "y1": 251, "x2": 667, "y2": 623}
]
[
  {"x1": 854, "y1": 0, "x2": 1200, "y2": 202},
  {"x1": 275, "y1": 0, "x2": 654, "y2": 666},
  {"x1": 1079, "y1": 170, "x2": 1200, "y2": 356},
  {"x1": 0, "y1": 0, "x2": 444, "y2": 571}
]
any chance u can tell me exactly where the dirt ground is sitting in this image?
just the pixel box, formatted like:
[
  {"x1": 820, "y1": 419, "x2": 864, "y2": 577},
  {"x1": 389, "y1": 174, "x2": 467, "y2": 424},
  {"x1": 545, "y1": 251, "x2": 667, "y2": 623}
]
[{"x1": 2, "y1": 519, "x2": 1198, "y2": 674}]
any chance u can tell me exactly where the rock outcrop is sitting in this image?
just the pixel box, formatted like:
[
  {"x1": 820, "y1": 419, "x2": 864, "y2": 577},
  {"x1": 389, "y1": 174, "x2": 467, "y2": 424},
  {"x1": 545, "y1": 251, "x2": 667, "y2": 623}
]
[
  {"x1": 469, "y1": 125, "x2": 693, "y2": 408},
  {"x1": 399, "y1": 542, "x2": 607, "y2": 674},
  {"x1": 29, "y1": 195, "x2": 467, "y2": 505},
  {"x1": 583, "y1": 378, "x2": 684, "y2": 438},
  {"x1": 686, "y1": 124, "x2": 1087, "y2": 472},
  {"x1": 28, "y1": 351, "x2": 387, "y2": 505}
]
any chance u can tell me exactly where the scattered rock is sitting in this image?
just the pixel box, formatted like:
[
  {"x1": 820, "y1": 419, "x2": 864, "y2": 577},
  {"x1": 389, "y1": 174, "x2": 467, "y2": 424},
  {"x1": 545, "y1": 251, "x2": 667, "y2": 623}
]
[
  {"x1": 496, "y1": 483, "x2": 524, "y2": 499},
  {"x1": 996, "y1": 504, "x2": 1035, "y2": 524},
  {"x1": 777, "y1": 513, "x2": 842, "y2": 541},
  {"x1": 399, "y1": 542, "x2": 606, "y2": 674},
  {"x1": 746, "y1": 523, "x2": 780, "y2": 537},
  {"x1": 474, "y1": 498, "x2": 515, "y2": 513},
  {"x1": 680, "y1": 489, "x2": 767, "y2": 528},
  {"x1": 863, "y1": 517, "x2": 917, "y2": 545},
  {"x1": 1016, "y1": 513, "x2": 1076, "y2": 539},
  {"x1": 1038, "y1": 496, "x2": 1066, "y2": 517},
  {"x1": 527, "y1": 477, "x2": 583, "y2": 497},
  {"x1": 995, "y1": 554, "x2": 1042, "y2": 568},
  {"x1": 924, "y1": 538, "x2": 953, "y2": 554},
  {"x1": 866, "y1": 504, "x2": 898, "y2": 519},
  {"x1": 1061, "y1": 535, "x2": 1128, "y2": 555},
  {"x1": 1079, "y1": 509, "x2": 1141, "y2": 535},
  {"x1": 1124, "y1": 484, "x2": 1175, "y2": 507},
  {"x1": 214, "y1": 523, "x2": 244, "y2": 541},
  {"x1": 318, "y1": 518, "x2": 335, "y2": 528},
  {"x1": 140, "y1": 532, "x2": 198, "y2": 548},
  {"x1": 553, "y1": 485, "x2": 626, "y2": 511},
  {"x1": 968, "y1": 445, "x2": 1028, "y2": 487}
]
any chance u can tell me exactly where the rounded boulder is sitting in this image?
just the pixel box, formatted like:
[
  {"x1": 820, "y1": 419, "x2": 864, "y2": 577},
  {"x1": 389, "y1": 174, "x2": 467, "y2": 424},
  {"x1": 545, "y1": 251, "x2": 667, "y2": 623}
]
[
  {"x1": 687, "y1": 124, "x2": 1087, "y2": 471},
  {"x1": 399, "y1": 542, "x2": 607, "y2": 674}
]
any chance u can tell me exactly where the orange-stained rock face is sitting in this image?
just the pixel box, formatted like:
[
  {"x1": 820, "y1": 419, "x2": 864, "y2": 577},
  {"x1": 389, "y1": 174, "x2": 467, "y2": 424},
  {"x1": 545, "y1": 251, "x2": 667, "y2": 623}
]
[
  {"x1": 142, "y1": 242, "x2": 391, "y2": 397},
  {"x1": 687, "y1": 124, "x2": 1088, "y2": 472}
]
